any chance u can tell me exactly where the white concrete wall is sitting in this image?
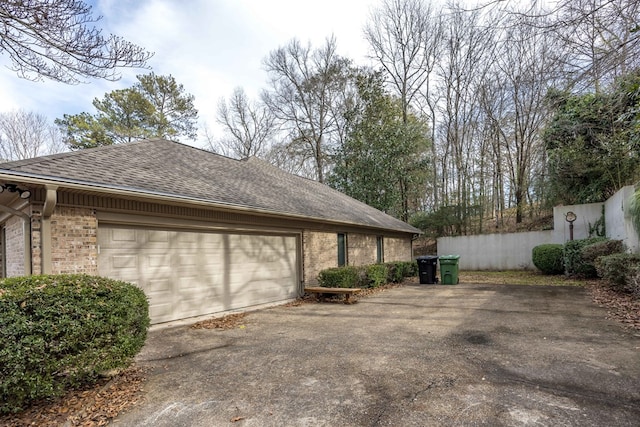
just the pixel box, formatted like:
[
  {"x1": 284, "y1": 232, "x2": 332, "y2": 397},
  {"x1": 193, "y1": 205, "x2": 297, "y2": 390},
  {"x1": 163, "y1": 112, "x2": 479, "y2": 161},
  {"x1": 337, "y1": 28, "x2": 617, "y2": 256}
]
[
  {"x1": 553, "y1": 203, "x2": 603, "y2": 241},
  {"x1": 605, "y1": 185, "x2": 639, "y2": 253},
  {"x1": 438, "y1": 230, "x2": 557, "y2": 270},
  {"x1": 436, "y1": 185, "x2": 640, "y2": 270}
]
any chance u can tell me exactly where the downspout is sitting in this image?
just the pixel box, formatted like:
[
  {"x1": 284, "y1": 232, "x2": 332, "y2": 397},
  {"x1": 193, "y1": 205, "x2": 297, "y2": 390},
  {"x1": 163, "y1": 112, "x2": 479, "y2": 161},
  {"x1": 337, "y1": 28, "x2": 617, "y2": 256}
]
[
  {"x1": 41, "y1": 185, "x2": 58, "y2": 274},
  {"x1": 0, "y1": 204, "x2": 32, "y2": 276}
]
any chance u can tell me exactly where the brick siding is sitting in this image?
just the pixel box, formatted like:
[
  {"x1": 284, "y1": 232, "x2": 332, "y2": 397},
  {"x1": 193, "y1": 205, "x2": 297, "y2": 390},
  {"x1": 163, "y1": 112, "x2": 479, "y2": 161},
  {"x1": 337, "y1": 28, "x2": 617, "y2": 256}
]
[
  {"x1": 303, "y1": 231, "x2": 338, "y2": 285},
  {"x1": 4, "y1": 215, "x2": 25, "y2": 277},
  {"x1": 347, "y1": 233, "x2": 378, "y2": 266},
  {"x1": 49, "y1": 206, "x2": 98, "y2": 274},
  {"x1": 384, "y1": 237, "x2": 413, "y2": 262}
]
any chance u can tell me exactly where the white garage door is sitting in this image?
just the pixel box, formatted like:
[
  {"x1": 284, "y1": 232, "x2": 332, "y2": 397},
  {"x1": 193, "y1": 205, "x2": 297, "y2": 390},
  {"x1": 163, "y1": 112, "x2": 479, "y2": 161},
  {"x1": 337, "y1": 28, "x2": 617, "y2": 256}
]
[{"x1": 97, "y1": 225, "x2": 298, "y2": 324}]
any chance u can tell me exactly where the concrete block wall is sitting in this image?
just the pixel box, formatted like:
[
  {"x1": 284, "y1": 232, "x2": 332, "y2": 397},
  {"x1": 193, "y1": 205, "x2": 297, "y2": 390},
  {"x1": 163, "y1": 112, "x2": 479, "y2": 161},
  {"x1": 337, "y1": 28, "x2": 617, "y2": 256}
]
[
  {"x1": 438, "y1": 230, "x2": 556, "y2": 270},
  {"x1": 437, "y1": 185, "x2": 640, "y2": 270}
]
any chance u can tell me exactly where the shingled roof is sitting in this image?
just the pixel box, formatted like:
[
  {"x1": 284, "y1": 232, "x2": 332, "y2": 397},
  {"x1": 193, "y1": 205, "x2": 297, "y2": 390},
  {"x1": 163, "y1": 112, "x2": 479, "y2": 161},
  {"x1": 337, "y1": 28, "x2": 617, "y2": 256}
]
[{"x1": 0, "y1": 139, "x2": 419, "y2": 234}]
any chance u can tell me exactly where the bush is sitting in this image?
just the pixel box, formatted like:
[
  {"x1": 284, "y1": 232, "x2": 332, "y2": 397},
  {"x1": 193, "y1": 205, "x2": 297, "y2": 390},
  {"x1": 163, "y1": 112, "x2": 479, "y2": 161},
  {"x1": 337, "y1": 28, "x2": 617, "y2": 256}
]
[
  {"x1": 532, "y1": 244, "x2": 564, "y2": 275},
  {"x1": 581, "y1": 239, "x2": 624, "y2": 265},
  {"x1": 318, "y1": 261, "x2": 417, "y2": 290},
  {"x1": 317, "y1": 266, "x2": 360, "y2": 288},
  {"x1": 365, "y1": 264, "x2": 388, "y2": 288},
  {"x1": 0, "y1": 274, "x2": 149, "y2": 414},
  {"x1": 595, "y1": 253, "x2": 640, "y2": 296},
  {"x1": 385, "y1": 261, "x2": 417, "y2": 283},
  {"x1": 385, "y1": 262, "x2": 405, "y2": 283},
  {"x1": 563, "y1": 237, "x2": 608, "y2": 277},
  {"x1": 402, "y1": 260, "x2": 419, "y2": 277}
]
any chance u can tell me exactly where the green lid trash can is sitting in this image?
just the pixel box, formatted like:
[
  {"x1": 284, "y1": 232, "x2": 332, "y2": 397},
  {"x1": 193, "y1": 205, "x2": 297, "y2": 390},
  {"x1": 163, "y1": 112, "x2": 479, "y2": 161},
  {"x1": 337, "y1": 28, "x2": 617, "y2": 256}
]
[{"x1": 439, "y1": 255, "x2": 460, "y2": 285}]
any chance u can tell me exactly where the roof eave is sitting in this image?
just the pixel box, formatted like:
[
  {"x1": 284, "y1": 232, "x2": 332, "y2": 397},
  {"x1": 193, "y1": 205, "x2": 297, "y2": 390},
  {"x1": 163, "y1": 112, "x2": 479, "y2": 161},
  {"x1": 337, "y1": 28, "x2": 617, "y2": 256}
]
[{"x1": 0, "y1": 170, "x2": 420, "y2": 235}]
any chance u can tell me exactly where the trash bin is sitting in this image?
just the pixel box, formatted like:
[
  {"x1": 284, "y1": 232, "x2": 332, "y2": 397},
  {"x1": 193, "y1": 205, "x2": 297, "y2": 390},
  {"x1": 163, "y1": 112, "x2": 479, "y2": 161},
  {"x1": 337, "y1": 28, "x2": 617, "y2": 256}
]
[
  {"x1": 417, "y1": 255, "x2": 439, "y2": 284},
  {"x1": 439, "y1": 255, "x2": 460, "y2": 285}
]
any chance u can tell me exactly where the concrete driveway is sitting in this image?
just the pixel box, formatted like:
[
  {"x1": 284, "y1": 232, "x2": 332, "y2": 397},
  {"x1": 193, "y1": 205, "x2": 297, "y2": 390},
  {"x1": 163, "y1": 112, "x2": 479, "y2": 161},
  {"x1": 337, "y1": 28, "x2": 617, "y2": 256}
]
[{"x1": 112, "y1": 283, "x2": 640, "y2": 426}]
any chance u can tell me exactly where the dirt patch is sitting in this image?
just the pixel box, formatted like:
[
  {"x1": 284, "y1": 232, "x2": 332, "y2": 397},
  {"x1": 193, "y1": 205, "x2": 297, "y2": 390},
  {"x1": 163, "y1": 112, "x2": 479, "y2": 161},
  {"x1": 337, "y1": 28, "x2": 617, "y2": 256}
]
[
  {"x1": 190, "y1": 312, "x2": 247, "y2": 330},
  {"x1": 590, "y1": 285, "x2": 640, "y2": 331},
  {"x1": 0, "y1": 367, "x2": 146, "y2": 427}
]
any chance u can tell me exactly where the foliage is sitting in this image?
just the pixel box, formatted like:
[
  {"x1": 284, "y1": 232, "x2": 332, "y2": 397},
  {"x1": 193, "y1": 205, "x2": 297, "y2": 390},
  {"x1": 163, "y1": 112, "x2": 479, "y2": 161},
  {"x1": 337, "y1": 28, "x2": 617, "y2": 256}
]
[
  {"x1": 595, "y1": 253, "x2": 640, "y2": 296},
  {"x1": 0, "y1": 274, "x2": 149, "y2": 414},
  {"x1": 532, "y1": 244, "x2": 565, "y2": 275},
  {"x1": 56, "y1": 73, "x2": 198, "y2": 149},
  {"x1": 328, "y1": 69, "x2": 431, "y2": 221},
  {"x1": 563, "y1": 237, "x2": 608, "y2": 277},
  {"x1": 364, "y1": 264, "x2": 389, "y2": 288},
  {"x1": 581, "y1": 239, "x2": 625, "y2": 265},
  {"x1": 317, "y1": 261, "x2": 416, "y2": 289},
  {"x1": 628, "y1": 187, "x2": 640, "y2": 240},
  {"x1": 410, "y1": 204, "x2": 482, "y2": 237},
  {"x1": 317, "y1": 266, "x2": 360, "y2": 288},
  {"x1": 543, "y1": 72, "x2": 640, "y2": 205},
  {"x1": 588, "y1": 205, "x2": 606, "y2": 237}
]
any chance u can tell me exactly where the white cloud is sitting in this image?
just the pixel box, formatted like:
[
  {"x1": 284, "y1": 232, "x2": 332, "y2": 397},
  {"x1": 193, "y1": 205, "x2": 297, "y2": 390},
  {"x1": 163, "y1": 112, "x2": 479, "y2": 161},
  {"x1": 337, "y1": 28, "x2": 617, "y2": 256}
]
[{"x1": 0, "y1": 0, "x2": 379, "y2": 147}]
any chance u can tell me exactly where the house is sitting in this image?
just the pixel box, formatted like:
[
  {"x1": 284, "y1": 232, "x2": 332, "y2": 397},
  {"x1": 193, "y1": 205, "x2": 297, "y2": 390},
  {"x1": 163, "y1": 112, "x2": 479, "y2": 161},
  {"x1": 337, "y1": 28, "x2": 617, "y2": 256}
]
[{"x1": 0, "y1": 139, "x2": 420, "y2": 324}]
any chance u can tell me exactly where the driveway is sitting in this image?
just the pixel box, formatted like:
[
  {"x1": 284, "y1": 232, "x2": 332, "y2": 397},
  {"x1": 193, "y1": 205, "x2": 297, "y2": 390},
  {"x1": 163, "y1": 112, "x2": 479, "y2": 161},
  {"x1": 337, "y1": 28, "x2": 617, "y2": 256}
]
[{"x1": 112, "y1": 283, "x2": 640, "y2": 426}]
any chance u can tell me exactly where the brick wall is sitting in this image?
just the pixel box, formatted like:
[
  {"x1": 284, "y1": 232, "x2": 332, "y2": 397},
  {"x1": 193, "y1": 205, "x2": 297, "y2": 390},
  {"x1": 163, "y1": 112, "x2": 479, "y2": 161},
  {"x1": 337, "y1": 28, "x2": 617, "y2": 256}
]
[
  {"x1": 50, "y1": 206, "x2": 98, "y2": 274},
  {"x1": 303, "y1": 231, "x2": 337, "y2": 285},
  {"x1": 384, "y1": 237, "x2": 413, "y2": 262},
  {"x1": 347, "y1": 233, "x2": 377, "y2": 266},
  {"x1": 303, "y1": 231, "x2": 413, "y2": 284},
  {"x1": 4, "y1": 215, "x2": 25, "y2": 277}
]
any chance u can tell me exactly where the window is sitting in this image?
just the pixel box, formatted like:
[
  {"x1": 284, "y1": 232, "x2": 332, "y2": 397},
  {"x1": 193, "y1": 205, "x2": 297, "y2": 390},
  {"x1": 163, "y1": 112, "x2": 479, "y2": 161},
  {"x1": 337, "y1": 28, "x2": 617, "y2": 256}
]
[
  {"x1": 337, "y1": 233, "x2": 346, "y2": 267},
  {"x1": 376, "y1": 236, "x2": 384, "y2": 263}
]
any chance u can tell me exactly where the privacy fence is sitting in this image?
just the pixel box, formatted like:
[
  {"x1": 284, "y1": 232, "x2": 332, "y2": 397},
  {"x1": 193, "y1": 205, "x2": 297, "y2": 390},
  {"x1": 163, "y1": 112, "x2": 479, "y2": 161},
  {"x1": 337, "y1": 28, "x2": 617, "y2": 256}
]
[{"x1": 436, "y1": 185, "x2": 640, "y2": 270}]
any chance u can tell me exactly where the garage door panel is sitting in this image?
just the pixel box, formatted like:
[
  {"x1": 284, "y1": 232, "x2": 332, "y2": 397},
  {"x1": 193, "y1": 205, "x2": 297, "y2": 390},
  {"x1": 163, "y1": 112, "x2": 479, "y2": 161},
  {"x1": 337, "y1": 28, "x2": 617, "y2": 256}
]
[{"x1": 98, "y1": 225, "x2": 298, "y2": 324}]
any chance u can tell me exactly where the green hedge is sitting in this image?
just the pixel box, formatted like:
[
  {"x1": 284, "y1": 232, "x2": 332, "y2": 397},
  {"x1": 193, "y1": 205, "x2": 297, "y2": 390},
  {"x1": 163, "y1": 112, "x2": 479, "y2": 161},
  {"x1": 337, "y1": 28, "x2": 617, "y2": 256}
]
[
  {"x1": 317, "y1": 261, "x2": 417, "y2": 289},
  {"x1": 595, "y1": 253, "x2": 640, "y2": 296},
  {"x1": 563, "y1": 237, "x2": 608, "y2": 277},
  {"x1": 0, "y1": 274, "x2": 150, "y2": 414},
  {"x1": 317, "y1": 266, "x2": 360, "y2": 288},
  {"x1": 532, "y1": 244, "x2": 564, "y2": 275}
]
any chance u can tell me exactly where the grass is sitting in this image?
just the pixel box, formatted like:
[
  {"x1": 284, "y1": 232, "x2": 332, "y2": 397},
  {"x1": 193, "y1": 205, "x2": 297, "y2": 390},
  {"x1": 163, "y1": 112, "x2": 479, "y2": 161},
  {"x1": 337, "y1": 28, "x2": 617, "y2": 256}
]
[{"x1": 459, "y1": 270, "x2": 600, "y2": 286}]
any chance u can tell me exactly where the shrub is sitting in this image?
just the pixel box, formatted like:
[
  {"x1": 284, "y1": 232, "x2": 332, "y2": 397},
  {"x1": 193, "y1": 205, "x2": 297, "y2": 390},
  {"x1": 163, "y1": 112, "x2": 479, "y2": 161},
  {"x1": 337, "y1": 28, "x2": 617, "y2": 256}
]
[
  {"x1": 385, "y1": 261, "x2": 417, "y2": 283},
  {"x1": 581, "y1": 239, "x2": 624, "y2": 265},
  {"x1": 532, "y1": 244, "x2": 564, "y2": 275},
  {"x1": 0, "y1": 274, "x2": 149, "y2": 414},
  {"x1": 563, "y1": 237, "x2": 608, "y2": 277},
  {"x1": 595, "y1": 253, "x2": 640, "y2": 296},
  {"x1": 317, "y1": 266, "x2": 360, "y2": 288},
  {"x1": 401, "y1": 260, "x2": 419, "y2": 277},
  {"x1": 365, "y1": 264, "x2": 388, "y2": 288}
]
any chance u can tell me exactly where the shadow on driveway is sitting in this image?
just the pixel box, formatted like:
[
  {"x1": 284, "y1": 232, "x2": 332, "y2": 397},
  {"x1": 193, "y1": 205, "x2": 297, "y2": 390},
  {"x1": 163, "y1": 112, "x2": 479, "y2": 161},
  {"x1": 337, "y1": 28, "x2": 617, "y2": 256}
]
[{"x1": 113, "y1": 283, "x2": 640, "y2": 426}]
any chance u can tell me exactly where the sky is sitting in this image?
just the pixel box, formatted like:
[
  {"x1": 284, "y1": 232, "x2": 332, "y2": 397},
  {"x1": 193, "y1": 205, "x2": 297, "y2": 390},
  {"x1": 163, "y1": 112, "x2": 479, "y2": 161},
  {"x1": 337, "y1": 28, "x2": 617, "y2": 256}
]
[{"x1": 0, "y1": 0, "x2": 383, "y2": 149}]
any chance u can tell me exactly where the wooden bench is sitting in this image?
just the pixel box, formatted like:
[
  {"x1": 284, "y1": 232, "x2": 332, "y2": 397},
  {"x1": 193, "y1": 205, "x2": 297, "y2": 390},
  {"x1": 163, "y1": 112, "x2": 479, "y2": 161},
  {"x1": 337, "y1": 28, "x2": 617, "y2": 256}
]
[{"x1": 304, "y1": 287, "x2": 362, "y2": 304}]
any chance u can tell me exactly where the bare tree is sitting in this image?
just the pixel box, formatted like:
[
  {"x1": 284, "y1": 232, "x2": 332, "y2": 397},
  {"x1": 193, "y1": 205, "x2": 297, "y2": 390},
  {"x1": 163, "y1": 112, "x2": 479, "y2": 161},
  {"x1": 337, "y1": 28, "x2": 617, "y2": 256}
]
[
  {"x1": 262, "y1": 37, "x2": 351, "y2": 183},
  {"x1": 0, "y1": 0, "x2": 152, "y2": 83},
  {"x1": 364, "y1": 0, "x2": 442, "y2": 124},
  {"x1": 0, "y1": 110, "x2": 64, "y2": 161},
  {"x1": 216, "y1": 87, "x2": 277, "y2": 159}
]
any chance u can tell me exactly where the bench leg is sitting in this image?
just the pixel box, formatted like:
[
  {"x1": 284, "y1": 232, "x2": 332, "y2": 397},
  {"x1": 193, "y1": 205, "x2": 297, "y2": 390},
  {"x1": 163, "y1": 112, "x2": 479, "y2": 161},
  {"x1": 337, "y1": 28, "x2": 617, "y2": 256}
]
[{"x1": 344, "y1": 293, "x2": 352, "y2": 304}]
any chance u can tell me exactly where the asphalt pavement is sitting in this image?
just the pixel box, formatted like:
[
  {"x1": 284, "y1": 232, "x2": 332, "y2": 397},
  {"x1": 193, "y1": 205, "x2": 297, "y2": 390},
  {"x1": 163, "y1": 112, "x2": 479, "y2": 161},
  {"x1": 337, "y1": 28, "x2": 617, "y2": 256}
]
[{"x1": 112, "y1": 282, "x2": 640, "y2": 426}]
